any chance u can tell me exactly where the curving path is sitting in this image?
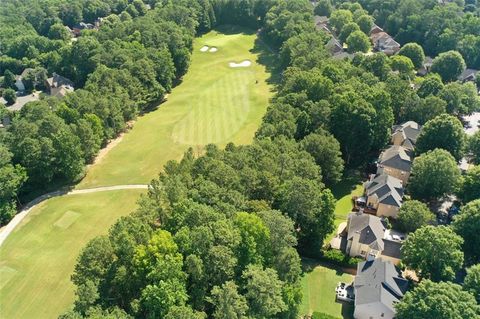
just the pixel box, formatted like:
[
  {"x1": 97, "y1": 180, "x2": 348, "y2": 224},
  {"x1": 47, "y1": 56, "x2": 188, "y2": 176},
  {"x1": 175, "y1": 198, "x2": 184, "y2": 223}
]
[{"x1": 0, "y1": 185, "x2": 149, "y2": 247}]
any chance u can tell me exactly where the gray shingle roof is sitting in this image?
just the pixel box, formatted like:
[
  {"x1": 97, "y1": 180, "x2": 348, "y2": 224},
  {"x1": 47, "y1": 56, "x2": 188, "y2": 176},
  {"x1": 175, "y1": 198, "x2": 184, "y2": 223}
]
[
  {"x1": 382, "y1": 239, "x2": 402, "y2": 259},
  {"x1": 364, "y1": 174, "x2": 404, "y2": 207},
  {"x1": 378, "y1": 145, "x2": 413, "y2": 172},
  {"x1": 354, "y1": 259, "x2": 408, "y2": 312},
  {"x1": 347, "y1": 212, "x2": 386, "y2": 250},
  {"x1": 392, "y1": 121, "x2": 421, "y2": 149}
]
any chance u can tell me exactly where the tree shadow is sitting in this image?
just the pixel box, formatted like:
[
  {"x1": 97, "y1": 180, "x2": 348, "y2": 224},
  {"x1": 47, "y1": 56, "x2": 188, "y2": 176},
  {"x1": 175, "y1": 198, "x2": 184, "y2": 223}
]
[
  {"x1": 213, "y1": 24, "x2": 257, "y2": 36},
  {"x1": 250, "y1": 31, "x2": 282, "y2": 86},
  {"x1": 330, "y1": 171, "x2": 363, "y2": 199}
]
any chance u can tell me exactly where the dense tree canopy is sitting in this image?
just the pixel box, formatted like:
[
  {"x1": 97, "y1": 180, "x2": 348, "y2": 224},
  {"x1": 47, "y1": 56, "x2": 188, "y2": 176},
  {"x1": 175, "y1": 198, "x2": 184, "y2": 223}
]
[
  {"x1": 415, "y1": 114, "x2": 466, "y2": 161},
  {"x1": 396, "y1": 200, "x2": 435, "y2": 233},
  {"x1": 401, "y1": 225, "x2": 464, "y2": 281},
  {"x1": 398, "y1": 43, "x2": 425, "y2": 69},
  {"x1": 409, "y1": 149, "x2": 461, "y2": 201},
  {"x1": 430, "y1": 50, "x2": 466, "y2": 82},
  {"x1": 452, "y1": 199, "x2": 480, "y2": 264},
  {"x1": 396, "y1": 280, "x2": 480, "y2": 319},
  {"x1": 458, "y1": 166, "x2": 480, "y2": 204},
  {"x1": 464, "y1": 264, "x2": 480, "y2": 304}
]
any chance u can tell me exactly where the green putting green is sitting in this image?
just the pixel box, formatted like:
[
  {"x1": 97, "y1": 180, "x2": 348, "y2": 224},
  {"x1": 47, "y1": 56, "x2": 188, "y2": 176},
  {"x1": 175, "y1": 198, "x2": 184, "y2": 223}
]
[{"x1": 0, "y1": 27, "x2": 272, "y2": 319}]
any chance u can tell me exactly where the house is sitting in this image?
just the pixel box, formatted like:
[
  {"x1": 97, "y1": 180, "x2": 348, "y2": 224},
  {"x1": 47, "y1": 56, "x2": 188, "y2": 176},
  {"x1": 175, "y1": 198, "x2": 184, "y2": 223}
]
[
  {"x1": 314, "y1": 15, "x2": 331, "y2": 33},
  {"x1": 45, "y1": 73, "x2": 74, "y2": 98},
  {"x1": 353, "y1": 259, "x2": 408, "y2": 319},
  {"x1": 326, "y1": 37, "x2": 343, "y2": 55},
  {"x1": 391, "y1": 121, "x2": 421, "y2": 151},
  {"x1": 344, "y1": 211, "x2": 404, "y2": 263},
  {"x1": 417, "y1": 56, "x2": 433, "y2": 76},
  {"x1": 370, "y1": 24, "x2": 384, "y2": 35},
  {"x1": 370, "y1": 32, "x2": 401, "y2": 55},
  {"x1": 458, "y1": 68, "x2": 478, "y2": 83},
  {"x1": 377, "y1": 145, "x2": 413, "y2": 184},
  {"x1": 72, "y1": 22, "x2": 95, "y2": 36},
  {"x1": 14, "y1": 68, "x2": 33, "y2": 92},
  {"x1": 362, "y1": 173, "x2": 404, "y2": 218}
]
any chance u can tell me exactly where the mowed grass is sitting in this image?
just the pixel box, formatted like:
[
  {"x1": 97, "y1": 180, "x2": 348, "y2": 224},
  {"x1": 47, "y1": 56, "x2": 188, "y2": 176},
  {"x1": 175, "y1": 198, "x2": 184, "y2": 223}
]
[
  {"x1": 300, "y1": 260, "x2": 355, "y2": 319},
  {"x1": 0, "y1": 190, "x2": 144, "y2": 319},
  {"x1": 0, "y1": 27, "x2": 272, "y2": 319},
  {"x1": 79, "y1": 27, "x2": 272, "y2": 188}
]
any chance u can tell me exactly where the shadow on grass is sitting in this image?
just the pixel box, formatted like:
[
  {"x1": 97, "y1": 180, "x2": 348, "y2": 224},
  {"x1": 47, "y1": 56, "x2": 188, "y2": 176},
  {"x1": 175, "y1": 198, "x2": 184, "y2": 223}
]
[
  {"x1": 251, "y1": 32, "x2": 282, "y2": 86},
  {"x1": 330, "y1": 171, "x2": 363, "y2": 200},
  {"x1": 213, "y1": 24, "x2": 257, "y2": 36}
]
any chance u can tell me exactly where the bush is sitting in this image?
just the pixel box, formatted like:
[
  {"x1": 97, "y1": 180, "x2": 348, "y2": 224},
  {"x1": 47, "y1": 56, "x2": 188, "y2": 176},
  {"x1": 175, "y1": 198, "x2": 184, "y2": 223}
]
[
  {"x1": 321, "y1": 249, "x2": 362, "y2": 268},
  {"x1": 2, "y1": 88, "x2": 16, "y2": 105}
]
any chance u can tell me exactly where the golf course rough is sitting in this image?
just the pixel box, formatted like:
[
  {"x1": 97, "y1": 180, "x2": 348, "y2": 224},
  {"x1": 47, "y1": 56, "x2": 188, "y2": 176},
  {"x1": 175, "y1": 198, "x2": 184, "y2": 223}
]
[{"x1": 0, "y1": 28, "x2": 273, "y2": 319}]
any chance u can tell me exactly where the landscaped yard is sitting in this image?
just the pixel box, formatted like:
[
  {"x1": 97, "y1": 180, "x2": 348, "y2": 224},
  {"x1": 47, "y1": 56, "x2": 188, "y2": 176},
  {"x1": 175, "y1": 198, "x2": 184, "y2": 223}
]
[
  {"x1": 0, "y1": 190, "x2": 144, "y2": 319},
  {"x1": 0, "y1": 27, "x2": 273, "y2": 319},
  {"x1": 300, "y1": 259, "x2": 355, "y2": 319}
]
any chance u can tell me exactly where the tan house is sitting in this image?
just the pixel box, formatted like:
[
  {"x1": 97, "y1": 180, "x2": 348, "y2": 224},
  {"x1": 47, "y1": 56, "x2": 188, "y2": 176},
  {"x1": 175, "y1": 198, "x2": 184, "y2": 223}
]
[
  {"x1": 377, "y1": 145, "x2": 413, "y2": 184},
  {"x1": 354, "y1": 259, "x2": 408, "y2": 319},
  {"x1": 363, "y1": 173, "x2": 403, "y2": 218},
  {"x1": 344, "y1": 211, "x2": 404, "y2": 264},
  {"x1": 369, "y1": 25, "x2": 401, "y2": 55},
  {"x1": 46, "y1": 73, "x2": 74, "y2": 98},
  {"x1": 391, "y1": 121, "x2": 421, "y2": 151}
]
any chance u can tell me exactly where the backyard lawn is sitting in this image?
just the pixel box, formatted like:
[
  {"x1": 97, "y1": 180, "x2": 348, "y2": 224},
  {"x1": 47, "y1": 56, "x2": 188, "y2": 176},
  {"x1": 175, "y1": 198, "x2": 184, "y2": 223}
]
[
  {"x1": 300, "y1": 260, "x2": 355, "y2": 319},
  {"x1": 0, "y1": 27, "x2": 273, "y2": 319}
]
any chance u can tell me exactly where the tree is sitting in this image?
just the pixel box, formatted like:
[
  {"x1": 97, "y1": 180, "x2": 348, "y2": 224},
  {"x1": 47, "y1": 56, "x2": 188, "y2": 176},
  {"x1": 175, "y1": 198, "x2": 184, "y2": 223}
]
[
  {"x1": 431, "y1": 50, "x2": 466, "y2": 82},
  {"x1": 2, "y1": 89, "x2": 16, "y2": 105},
  {"x1": 402, "y1": 225, "x2": 463, "y2": 281},
  {"x1": 458, "y1": 166, "x2": 480, "y2": 203},
  {"x1": 48, "y1": 23, "x2": 71, "y2": 41},
  {"x1": 452, "y1": 199, "x2": 480, "y2": 264},
  {"x1": 339, "y1": 22, "x2": 360, "y2": 43},
  {"x1": 300, "y1": 131, "x2": 344, "y2": 185},
  {"x1": 328, "y1": 9, "x2": 353, "y2": 33},
  {"x1": 396, "y1": 200, "x2": 435, "y2": 233},
  {"x1": 398, "y1": 43, "x2": 425, "y2": 69},
  {"x1": 314, "y1": 0, "x2": 333, "y2": 17},
  {"x1": 355, "y1": 15, "x2": 374, "y2": 34},
  {"x1": 409, "y1": 149, "x2": 461, "y2": 201},
  {"x1": 210, "y1": 281, "x2": 249, "y2": 319},
  {"x1": 415, "y1": 114, "x2": 466, "y2": 161},
  {"x1": 396, "y1": 280, "x2": 480, "y2": 319},
  {"x1": 409, "y1": 96, "x2": 446, "y2": 125},
  {"x1": 390, "y1": 55, "x2": 414, "y2": 77},
  {"x1": 3, "y1": 70, "x2": 16, "y2": 89},
  {"x1": 346, "y1": 30, "x2": 371, "y2": 53},
  {"x1": 242, "y1": 264, "x2": 286, "y2": 318},
  {"x1": 464, "y1": 264, "x2": 480, "y2": 303},
  {"x1": 439, "y1": 82, "x2": 480, "y2": 115},
  {"x1": 165, "y1": 306, "x2": 206, "y2": 319},
  {"x1": 469, "y1": 131, "x2": 480, "y2": 165},
  {"x1": 417, "y1": 75, "x2": 444, "y2": 98}
]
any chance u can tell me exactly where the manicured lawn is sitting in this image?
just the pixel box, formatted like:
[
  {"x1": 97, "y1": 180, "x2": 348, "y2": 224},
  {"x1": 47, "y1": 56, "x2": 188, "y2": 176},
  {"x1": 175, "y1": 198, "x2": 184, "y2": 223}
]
[
  {"x1": 300, "y1": 260, "x2": 355, "y2": 319},
  {"x1": 0, "y1": 190, "x2": 144, "y2": 319},
  {"x1": 79, "y1": 27, "x2": 272, "y2": 188},
  {"x1": 0, "y1": 27, "x2": 272, "y2": 319}
]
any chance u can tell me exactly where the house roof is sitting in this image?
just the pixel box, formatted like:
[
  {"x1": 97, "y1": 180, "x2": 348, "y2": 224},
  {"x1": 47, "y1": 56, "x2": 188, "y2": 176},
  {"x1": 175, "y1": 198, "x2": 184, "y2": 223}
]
[
  {"x1": 347, "y1": 212, "x2": 386, "y2": 251},
  {"x1": 364, "y1": 173, "x2": 404, "y2": 208},
  {"x1": 326, "y1": 37, "x2": 343, "y2": 53},
  {"x1": 378, "y1": 145, "x2": 413, "y2": 173},
  {"x1": 371, "y1": 32, "x2": 400, "y2": 51},
  {"x1": 370, "y1": 24, "x2": 384, "y2": 35},
  {"x1": 46, "y1": 73, "x2": 74, "y2": 89},
  {"x1": 354, "y1": 259, "x2": 408, "y2": 313},
  {"x1": 392, "y1": 121, "x2": 421, "y2": 150},
  {"x1": 458, "y1": 68, "x2": 478, "y2": 82},
  {"x1": 382, "y1": 240, "x2": 402, "y2": 259}
]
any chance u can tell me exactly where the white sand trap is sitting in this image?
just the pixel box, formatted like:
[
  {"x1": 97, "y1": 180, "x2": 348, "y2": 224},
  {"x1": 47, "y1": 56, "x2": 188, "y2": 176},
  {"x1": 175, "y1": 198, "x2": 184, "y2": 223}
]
[
  {"x1": 209, "y1": 47, "x2": 218, "y2": 52},
  {"x1": 200, "y1": 45, "x2": 209, "y2": 52},
  {"x1": 229, "y1": 60, "x2": 252, "y2": 68}
]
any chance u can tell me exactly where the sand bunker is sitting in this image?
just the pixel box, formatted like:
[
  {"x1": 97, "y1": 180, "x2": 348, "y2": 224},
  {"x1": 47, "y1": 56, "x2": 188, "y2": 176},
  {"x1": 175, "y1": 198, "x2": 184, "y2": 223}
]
[
  {"x1": 229, "y1": 60, "x2": 252, "y2": 68},
  {"x1": 200, "y1": 45, "x2": 209, "y2": 52},
  {"x1": 209, "y1": 47, "x2": 218, "y2": 52}
]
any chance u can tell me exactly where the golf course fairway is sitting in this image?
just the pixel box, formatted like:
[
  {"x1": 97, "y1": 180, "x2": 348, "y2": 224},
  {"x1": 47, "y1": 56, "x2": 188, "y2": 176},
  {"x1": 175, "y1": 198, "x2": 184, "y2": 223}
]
[{"x1": 0, "y1": 27, "x2": 272, "y2": 319}]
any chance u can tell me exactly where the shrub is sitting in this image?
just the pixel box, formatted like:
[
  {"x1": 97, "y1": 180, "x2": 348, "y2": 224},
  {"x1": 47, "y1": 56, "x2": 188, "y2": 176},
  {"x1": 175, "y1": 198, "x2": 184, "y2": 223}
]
[{"x1": 321, "y1": 249, "x2": 362, "y2": 268}]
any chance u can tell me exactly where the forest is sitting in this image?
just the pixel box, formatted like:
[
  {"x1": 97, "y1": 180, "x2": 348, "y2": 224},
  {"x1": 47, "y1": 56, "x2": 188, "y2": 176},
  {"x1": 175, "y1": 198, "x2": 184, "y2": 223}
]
[{"x1": 0, "y1": 0, "x2": 480, "y2": 318}]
